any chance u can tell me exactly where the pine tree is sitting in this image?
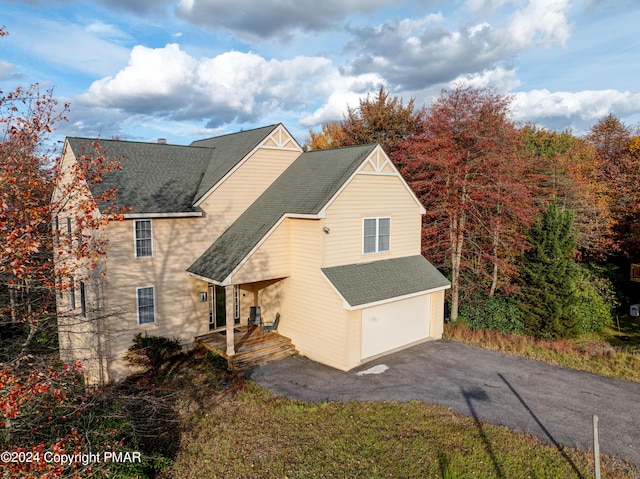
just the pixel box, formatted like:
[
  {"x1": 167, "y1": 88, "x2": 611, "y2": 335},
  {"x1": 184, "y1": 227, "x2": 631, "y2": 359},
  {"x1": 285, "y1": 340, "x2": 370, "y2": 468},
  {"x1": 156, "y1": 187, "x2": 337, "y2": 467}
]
[{"x1": 517, "y1": 200, "x2": 581, "y2": 338}]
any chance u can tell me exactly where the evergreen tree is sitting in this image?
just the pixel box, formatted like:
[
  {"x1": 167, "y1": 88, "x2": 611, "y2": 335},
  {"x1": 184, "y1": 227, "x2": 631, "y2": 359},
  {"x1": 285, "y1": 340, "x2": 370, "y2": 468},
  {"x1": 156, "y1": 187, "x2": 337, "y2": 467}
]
[{"x1": 517, "y1": 200, "x2": 581, "y2": 338}]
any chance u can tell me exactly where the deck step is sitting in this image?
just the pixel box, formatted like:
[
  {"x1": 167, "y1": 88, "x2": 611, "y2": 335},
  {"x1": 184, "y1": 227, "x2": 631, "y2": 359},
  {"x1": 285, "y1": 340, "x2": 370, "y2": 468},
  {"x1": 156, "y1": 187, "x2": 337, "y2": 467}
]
[
  {"x1": 231, "y1": 336, "x2": 298, "y2": 371},
  {"x1": 196, "y1": 327, "x2": 298, "y2": 371}
]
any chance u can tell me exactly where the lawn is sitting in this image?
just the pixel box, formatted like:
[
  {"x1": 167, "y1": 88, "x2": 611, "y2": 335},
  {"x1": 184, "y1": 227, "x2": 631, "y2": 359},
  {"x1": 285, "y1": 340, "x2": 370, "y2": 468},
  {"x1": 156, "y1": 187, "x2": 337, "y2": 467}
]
[{"x1": 148, "y1": 351, "x2": 637, "y2": 479}]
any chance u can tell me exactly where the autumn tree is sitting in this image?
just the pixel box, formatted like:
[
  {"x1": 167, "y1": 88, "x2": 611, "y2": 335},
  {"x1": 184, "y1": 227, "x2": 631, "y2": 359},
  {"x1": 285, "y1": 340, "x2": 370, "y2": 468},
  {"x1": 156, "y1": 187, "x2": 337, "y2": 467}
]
[
  {"x1": 305, "y1": 86, "x2": 426, "y2": 159},
  {"x1": 521, "y1": 125, "x2": 614, "y2": 259},
  {"x1": 395, "y1": 85, "x2": 535, "y2": 320},
  {"x1": 586, "y1": 114, "x2": 640, "y2": 258}
]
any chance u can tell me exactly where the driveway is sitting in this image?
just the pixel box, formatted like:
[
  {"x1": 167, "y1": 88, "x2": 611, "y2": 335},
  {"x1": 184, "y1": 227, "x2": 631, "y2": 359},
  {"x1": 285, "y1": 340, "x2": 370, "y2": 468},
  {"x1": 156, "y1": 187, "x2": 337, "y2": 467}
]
[{"x1": 246, "y1": 339, "x2": 640, "y2": 467}]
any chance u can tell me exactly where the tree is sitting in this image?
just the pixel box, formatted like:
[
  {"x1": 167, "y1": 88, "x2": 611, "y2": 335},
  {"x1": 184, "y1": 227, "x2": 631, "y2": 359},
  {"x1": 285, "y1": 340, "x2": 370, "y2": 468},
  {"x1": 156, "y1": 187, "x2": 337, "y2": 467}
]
[
  {"x1": 304, "y1": 86, "x2": 426, "y2": 159},
  {"x1": 516, "y1": 200, "x2": 581, "y2": 338},
  {"x1": 586, "y1": 114, "x2": 640, "y2": 258},
  {"x1": 395, "y1": 85, "x2": 535, "y2": 320},
  {"x1": 521, "y1": 125, "x2": 614, "y2": 259}
]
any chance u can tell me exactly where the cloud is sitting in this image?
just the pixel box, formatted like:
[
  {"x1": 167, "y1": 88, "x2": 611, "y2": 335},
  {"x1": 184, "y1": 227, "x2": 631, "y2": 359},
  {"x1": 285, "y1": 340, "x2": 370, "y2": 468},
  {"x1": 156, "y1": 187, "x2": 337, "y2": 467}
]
[
  {"x1": 450, "y1": 66, "x2": 521, "y2": 92},
  {"x1": 78, "y1": 43, "x2": 381, "y2": 129},
  {"x1": 512, "y1": 89, "x2": 640, "y2": 132},
  {"x1": 175, "y1": 0, "x2": 394, "y2": 40},
  {"x1": 346, "y1": 0, "x2": 571, "y2": 90}
]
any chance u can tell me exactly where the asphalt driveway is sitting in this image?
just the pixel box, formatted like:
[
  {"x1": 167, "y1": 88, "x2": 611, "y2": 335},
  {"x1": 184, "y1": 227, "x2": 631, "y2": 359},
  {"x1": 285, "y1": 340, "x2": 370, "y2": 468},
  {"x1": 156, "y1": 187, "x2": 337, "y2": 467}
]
[{"x1": 246, "y1": 339, "x2": 640, "y2": 467}]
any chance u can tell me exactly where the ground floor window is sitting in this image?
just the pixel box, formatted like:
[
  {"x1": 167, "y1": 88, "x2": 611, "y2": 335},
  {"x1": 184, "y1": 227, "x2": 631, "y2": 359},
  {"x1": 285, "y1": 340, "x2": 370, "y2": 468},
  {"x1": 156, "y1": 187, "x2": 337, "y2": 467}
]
[{"x1": 137, "y1": 286, "x2": 156, "y2": 325}]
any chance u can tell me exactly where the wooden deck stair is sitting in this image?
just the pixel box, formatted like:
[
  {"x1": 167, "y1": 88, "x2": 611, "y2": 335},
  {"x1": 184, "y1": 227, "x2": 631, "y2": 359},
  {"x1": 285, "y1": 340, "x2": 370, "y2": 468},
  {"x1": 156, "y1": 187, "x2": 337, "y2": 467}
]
[{"x1": 195, "y1": 326, "x2": 298, "y2": 372}]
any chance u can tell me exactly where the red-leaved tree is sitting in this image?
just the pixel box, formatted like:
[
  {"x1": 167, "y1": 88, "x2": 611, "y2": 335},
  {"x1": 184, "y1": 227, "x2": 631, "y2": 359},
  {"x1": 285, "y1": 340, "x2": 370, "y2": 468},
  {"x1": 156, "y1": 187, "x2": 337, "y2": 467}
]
[{"x1": 394, "y1": 85, "x2": 536, "y2": 320}]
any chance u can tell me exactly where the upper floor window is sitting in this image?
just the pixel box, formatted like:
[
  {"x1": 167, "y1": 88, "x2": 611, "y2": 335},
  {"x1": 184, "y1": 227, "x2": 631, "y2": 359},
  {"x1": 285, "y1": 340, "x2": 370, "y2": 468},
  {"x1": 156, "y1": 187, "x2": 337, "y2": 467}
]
[
  {"x1": 363, "y1": 217, "x2": 390, "y2": 254},
  {"x1": 134, "y1": 219, "x2": 153, "y2": 258}
]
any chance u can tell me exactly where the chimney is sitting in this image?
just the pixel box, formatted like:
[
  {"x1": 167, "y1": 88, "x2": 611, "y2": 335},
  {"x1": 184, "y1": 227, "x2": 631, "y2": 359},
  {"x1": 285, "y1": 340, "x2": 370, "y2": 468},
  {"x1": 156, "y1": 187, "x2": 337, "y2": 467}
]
[{"x1": 157, "y1": 138, "x2": 166, "y2": 144}]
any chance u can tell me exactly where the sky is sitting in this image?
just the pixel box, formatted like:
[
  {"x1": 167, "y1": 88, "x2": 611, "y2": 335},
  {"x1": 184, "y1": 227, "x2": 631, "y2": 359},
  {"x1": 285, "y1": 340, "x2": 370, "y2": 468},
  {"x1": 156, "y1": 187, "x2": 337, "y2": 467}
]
[{"x1": 1, "y1": 0, "x2": 640, "y2": 147}]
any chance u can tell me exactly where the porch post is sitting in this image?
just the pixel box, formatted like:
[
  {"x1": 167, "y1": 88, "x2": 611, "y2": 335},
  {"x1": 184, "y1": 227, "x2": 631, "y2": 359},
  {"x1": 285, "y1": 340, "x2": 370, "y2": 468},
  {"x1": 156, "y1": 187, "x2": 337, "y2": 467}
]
[{"x1": 225, "y1": 285, "x2": 235, "y2": 356}]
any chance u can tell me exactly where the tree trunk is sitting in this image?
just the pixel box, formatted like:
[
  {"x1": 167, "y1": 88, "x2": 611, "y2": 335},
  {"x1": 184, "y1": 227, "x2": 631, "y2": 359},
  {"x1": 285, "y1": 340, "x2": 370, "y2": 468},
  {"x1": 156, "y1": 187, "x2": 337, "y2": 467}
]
[
  {"x1": 489, "y1": 231, "x2": 499, "y2": 296},
  {"x1": 450, "y1": 212, "x2": 465, "y2": 321}
]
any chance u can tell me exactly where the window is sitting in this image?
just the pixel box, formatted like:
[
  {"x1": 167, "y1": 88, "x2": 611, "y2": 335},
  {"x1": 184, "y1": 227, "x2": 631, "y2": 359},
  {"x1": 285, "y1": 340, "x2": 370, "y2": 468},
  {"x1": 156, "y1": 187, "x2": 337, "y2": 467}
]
[
  {"x1": 363, "y1": 217, "x2": 390, "y2": 254},
  {"x1": 137, "y1": 286, "x2": 156, "y2": 325},
  {"x1": 134, "y1": 219, "x2": 153, "y2": 258},
  {"x1": 234, "y1": 285, "x2": 240, "y2": 323},
  {"x1": 632, "y1": 264, "x2": 640, "y2": 282},
  {"x1": 53, "y1": 217, "x2": 59, "y2": 245},
  {"x1": 79, "y1": 281, "x2": 86, "y2": 317},
  {"x1": 70, "y1": 276, "x2": 76, "y2": 310}
]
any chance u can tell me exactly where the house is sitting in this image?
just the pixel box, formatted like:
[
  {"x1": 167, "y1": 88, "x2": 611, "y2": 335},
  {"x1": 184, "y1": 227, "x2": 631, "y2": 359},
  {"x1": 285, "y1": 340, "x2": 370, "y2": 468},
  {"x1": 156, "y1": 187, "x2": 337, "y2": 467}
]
[{"x1": 54, "y1": 124, "x2": 450, "y2": 384}]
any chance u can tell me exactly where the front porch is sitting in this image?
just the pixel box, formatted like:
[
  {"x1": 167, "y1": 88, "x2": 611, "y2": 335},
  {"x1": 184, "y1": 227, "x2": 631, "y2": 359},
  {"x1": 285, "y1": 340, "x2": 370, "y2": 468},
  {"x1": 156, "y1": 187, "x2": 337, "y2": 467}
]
[{"x1": 195, "y1": 325, "x2": 298, "y2": 371}]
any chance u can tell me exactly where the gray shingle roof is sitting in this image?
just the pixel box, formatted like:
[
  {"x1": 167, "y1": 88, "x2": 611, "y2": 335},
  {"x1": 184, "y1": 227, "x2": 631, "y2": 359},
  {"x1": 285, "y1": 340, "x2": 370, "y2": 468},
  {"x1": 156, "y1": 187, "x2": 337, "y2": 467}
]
[
  {"x1": 322, "y1": 255, "x2": 450, "y2": 307},
  {"x1": 187, "y1": 144, "x2": 378, "y2": 283},
  {"x1": 66, "y1": 124, "x2": 281, "y2": 214}
]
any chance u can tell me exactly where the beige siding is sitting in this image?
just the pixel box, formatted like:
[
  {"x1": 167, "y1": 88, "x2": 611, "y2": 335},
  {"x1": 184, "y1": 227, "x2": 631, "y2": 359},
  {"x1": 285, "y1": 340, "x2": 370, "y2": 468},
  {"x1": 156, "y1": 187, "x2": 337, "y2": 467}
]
[
  {"x1": 231, "y1": 218, "x2": 290, "y2": 284},
  {"x1": 198, "y1": 148, "x2": 300, "y2": 226},
  {"x1": 322, "y1": 173, "x2": 422, "y2": 268},
  {"x1": 429, "y1": 289, "x2": 445, "y2": 339},
  {"x1": 279, "y1": 219, "x2": 359, "y2": 371},
  {"x1": 100, "y1": 217, "x2": 212, "y2": 380}
]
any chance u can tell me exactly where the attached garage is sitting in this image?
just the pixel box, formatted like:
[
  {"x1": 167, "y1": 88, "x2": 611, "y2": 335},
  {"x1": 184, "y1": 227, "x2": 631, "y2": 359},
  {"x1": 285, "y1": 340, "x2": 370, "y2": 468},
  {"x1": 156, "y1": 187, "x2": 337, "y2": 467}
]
[
  {"x1": 361, "y1": 293, "x2": 430, "y2": 359},
  {"x1": 322, "y1": 255, "x2": 450, "y2": 364}
]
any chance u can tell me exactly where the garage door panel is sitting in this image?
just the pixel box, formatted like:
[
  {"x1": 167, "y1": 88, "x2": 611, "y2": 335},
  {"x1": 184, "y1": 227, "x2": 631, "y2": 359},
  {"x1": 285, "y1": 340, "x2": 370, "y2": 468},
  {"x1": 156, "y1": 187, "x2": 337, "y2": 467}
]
[{"x1": 361, "y1": 294, "x2": 430, "y2": 359}]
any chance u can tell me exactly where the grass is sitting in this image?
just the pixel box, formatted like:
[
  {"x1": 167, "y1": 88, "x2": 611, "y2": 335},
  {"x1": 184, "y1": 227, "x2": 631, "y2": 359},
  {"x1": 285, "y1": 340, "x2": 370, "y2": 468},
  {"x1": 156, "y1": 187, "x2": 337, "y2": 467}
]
[
  {"x1": 443, "y1": 316, "x2": 640, "y2": 383},
  {"x1": 147, "y1": 349, "x2": 638, "y2": 479}
]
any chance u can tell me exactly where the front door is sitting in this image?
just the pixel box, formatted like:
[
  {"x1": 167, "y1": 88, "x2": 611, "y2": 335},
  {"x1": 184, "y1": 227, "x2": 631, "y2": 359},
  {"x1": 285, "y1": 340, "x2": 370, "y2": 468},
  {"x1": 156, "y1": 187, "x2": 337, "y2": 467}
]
[{"x1": 209, "y1": 285, "x2": 226, "y2": 330}]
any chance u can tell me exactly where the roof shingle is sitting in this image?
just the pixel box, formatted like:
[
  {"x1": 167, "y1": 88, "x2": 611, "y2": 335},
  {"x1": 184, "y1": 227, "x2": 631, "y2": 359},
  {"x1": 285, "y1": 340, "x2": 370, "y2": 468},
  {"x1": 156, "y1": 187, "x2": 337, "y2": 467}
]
[
  {"x1": 322, "y1": 255, "x2": 450, "y2": 307},
  {"x1": 187, "y1": 144, "x2": 378, "y2": 283}
]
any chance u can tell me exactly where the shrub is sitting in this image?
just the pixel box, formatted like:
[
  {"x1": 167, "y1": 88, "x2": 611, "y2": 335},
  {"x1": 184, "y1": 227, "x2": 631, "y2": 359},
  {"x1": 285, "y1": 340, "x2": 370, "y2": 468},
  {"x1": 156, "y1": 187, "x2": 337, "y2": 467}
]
[
  {"x1": 458, "y1": 294, "x2": 525, "y2": 335},
  {"x1": 125, "y1": 333, "x2": 182, "y2": 370},
  {"x1": 570, "y1": 266, "x2": 617, "y2": 334}
]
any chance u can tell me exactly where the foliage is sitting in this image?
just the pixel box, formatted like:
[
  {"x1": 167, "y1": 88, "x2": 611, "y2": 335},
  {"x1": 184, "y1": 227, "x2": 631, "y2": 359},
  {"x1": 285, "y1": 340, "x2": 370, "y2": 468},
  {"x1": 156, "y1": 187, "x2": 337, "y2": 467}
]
[
  {"x1": 0, "y1": 358, "x2": 176, "y2": 478},
  {"x1": 586, "y1": 114, "x2": 640, "y2": 258},
  {"x1": 396, "y1": 85, "x2": 535, "y2": 320},
  {"x1": 305, "y1": 120, "x2": 349, "y2": 151},
  {"x1": 521, "y1": 124, "x2": 614, "y2": 259},
  {"x1": 445, "y1": 321, "x2": 640, "y2": 383},
  {"x1": 517, "y1": 200, "x2": 581, "y2": 338},
  {"x1": 125, "y1": 333, "x2": 182, "y2": 370},
  {"x1": 570, "y1": 264, "x2": 618, "y2": 334},
  {"x1": 458, "y1": 294, "x2": 525, "y2": 335},
  {"x1": 304, "y1": 86, "x2": 426, "y2": 158}
]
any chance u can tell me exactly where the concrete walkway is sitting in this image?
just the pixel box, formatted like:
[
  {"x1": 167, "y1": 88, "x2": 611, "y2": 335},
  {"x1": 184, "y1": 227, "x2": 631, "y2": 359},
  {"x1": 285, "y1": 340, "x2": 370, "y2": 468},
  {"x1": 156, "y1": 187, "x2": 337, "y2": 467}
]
[{"x1": 246, "y1": 339, "x2": 640, "y2": 467}]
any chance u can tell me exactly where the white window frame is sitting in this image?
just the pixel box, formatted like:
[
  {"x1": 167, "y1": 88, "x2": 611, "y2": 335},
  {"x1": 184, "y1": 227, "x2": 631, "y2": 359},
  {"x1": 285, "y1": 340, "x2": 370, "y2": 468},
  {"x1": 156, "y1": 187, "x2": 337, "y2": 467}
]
[
  {"x1": 234, "y1": 285, "x2": 240, "y2": 323},
  {"x1": 136, "y1": 286, "x2": 156, "y2": 325},
  {"x1": 362, "y1": 217, "x2": 391, "y2": 254},
  {"x1": 134, "y1": 219, "x2": 153, "y2": 258}
]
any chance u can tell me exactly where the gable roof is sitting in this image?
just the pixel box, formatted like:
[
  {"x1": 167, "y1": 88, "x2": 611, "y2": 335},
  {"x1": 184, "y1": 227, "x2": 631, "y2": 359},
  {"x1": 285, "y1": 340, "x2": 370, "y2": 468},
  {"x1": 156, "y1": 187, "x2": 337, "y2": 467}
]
[
  {"x1": 65, "y1": 124, "x2": 284, "y2": 215},
  {"x1": 187, "y1": 143, "x2": 378, "y2": 283},
  {"x1": 190, "y1": 124, "x2": 281, "y2": 204},
  {"x1": 321, "y1": 255, "x2": 450, "y2": 309}
]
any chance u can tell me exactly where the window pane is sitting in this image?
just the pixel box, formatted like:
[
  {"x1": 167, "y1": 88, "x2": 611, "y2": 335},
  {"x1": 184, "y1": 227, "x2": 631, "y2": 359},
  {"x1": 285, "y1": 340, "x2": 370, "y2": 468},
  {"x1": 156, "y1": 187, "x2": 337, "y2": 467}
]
[
  {"x1": 378, "y1": 218, "x2": 390, "y2": 251},
  {"x1": 363, "y1": 219, "x2": 377, "y2": 253},
  {"x1": 137, "y1": 287, "x2": 155, "y2": 324}
]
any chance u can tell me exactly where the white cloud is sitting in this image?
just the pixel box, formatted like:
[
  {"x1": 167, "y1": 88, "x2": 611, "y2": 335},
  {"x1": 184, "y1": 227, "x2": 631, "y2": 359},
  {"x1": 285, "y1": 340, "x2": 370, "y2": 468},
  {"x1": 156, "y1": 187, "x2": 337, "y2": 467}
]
[
  {"x1": 450, "y1": 66, "x2": 521, "y2": 92},
  {"x1": 506, "y1": 0, "x2": 571, "y2": 49},
  {"x1": 347, "y1": 0, "x2": 571, "y2": 90},
  {"x1": 79, "y1": 44, "x2": 382, "y2": 128},
  {"x1": 512, "y1": 88, "x2": 640, "y2": 131}
]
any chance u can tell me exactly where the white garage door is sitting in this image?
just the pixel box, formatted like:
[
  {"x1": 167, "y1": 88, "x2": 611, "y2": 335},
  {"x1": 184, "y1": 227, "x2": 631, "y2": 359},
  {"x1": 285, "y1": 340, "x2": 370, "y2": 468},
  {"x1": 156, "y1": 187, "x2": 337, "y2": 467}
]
[{"x1": 361, "y1": 294, "x2": 431, "y2": 360}]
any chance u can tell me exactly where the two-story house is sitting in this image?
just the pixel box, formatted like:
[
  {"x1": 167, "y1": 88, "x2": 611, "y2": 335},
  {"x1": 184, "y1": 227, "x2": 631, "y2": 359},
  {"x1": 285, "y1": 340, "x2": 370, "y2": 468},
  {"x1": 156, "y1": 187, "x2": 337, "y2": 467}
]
[{"x1": 54, "y1": 124, "x2": 450, "y2": 384}]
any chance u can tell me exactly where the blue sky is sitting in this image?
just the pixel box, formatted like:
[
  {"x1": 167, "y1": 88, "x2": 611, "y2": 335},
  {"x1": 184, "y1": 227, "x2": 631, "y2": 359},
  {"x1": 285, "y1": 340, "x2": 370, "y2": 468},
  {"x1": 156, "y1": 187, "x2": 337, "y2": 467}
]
[{"x1": 2, "y1": 0, "x2": 640, "y2": 146}]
